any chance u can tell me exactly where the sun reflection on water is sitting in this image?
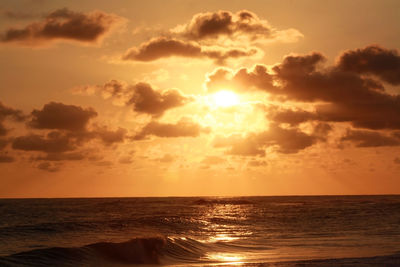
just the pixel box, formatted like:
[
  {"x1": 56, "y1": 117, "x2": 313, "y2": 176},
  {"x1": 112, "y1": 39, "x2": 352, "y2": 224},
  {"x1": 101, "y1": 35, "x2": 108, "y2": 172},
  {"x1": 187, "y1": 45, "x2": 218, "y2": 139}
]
[
  {"x1": 208, "y1": 252, "x2": 245, "y2": 265},
  {"x1": 194, "y1": 202, "x2": 254, "y2": 265},
  {"x1": 209, "y1": 233, "x2": 240, "y2": 242}
]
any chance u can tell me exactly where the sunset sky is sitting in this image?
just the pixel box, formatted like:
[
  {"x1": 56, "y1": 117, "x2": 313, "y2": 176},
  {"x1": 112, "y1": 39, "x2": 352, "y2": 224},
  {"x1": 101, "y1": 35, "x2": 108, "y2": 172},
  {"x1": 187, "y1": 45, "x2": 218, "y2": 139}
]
[{"x1": 1, "y1": 0, "x2": 400, "y2": 197}]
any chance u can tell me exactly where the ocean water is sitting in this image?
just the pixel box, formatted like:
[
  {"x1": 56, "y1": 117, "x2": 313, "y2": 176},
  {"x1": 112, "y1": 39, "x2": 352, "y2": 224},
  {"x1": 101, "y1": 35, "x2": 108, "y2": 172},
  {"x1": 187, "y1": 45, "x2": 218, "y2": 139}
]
[{"x1": 0, "y1": 195, "x2": 400, "y2": 266}]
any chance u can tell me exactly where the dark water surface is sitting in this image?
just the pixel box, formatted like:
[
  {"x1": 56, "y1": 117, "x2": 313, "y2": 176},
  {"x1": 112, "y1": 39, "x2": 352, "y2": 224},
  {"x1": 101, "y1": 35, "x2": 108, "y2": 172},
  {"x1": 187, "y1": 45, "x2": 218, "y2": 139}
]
[{"x1": 0, "y1": 195, "x2": 400, "y2": 266}]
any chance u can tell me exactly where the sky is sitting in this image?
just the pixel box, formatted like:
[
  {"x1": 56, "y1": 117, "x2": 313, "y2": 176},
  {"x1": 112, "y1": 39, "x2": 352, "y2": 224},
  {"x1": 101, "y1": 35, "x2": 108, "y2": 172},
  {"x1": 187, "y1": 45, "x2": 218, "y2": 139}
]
[{"x1": 0, "y1": 0, "x2": 400, "y2": 197}]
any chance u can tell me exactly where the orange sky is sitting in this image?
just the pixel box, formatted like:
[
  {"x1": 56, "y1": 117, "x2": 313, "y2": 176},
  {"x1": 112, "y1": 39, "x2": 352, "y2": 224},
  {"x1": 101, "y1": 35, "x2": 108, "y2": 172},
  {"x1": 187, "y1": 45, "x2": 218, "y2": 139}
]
[{"x1": 1, "y1": 0, "x2": 400, "y2": 197}]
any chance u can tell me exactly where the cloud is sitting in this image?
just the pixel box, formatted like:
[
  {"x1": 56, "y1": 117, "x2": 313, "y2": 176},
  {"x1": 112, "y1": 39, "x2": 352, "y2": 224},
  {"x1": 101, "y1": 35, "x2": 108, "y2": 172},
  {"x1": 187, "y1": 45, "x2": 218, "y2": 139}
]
[
  {"x1": 268, "y1": 107, "x2": 318, "y2": 126},
  {"x1": 35, "y1": 152, "x2": 86, "y2": 161},
  {"x1": 271, "y1": 52, "x2": 400, "y2": 132},
  {"x1": 341, "y1": 129, "x2": 400, "y2": 147},
  {"x1": 92, "y1": 126, "x2": 127, "y2": 146},
  {"x1": 1, "y1": 99, "x2": 128, "y2": 167},
  {"x1": 171, "y1": 10, "x2": 303, "y2": 43},
  {"x1": 205, "y1": 64, "x2": 275, "y2": 93},
  {"x1": 9, "y1": 100, "x2": 128, "y2": 164},
  {"x1": 337, "y1": 45, "x2": 400, "y2": 85},
  {"x1": 121, "y1": 37, "x2": 259, "y2": 64},
  {"x1": 127, "y1": 83, "x2": 192, "y2": 117},
  {"x1": 0, "y1": 8, "x2": 124, "y2": 46},
  {"x1": 120, "y1": 10, "x2": 299, "y2": 64},
  {"x1": 134, "y1": 118, "x2": 209, "y2": 139},
  {"x1": 0, "y1": 154, "x2": 14, "y2": 163},
  {"x1": 394, "y1": 157, "x2": 400, "y2": 164},
  {"x1": 0, "y1": 138, "x2": 9, "y2": 150},
  {"x1": 11, "y1": 128, "x2": 127, "y2": 164},
  {"x1": 213, "y1": 124, "x2": 318, "y2": 156},
  {"x1": 0, "y1": 102, "x2": 25, "y2": 136},
  {"x1": 247, "y1": 159, "x2": 267, "y2": 167},
  {"x1": 29, "y1": 102, "x2": 97, "y2": 131},
  {"x1": 12, "y1": 131, "x2": 76, "y2": 153},
  {"x1": 37, "y1": 162, "x2": 60, "y2": 172},
  {"x1": 76, "y1": 80, "x2": 192, "y2": 117},
  {"x1": 205, "y1": 46, "x2": 400, "y2": 130}
]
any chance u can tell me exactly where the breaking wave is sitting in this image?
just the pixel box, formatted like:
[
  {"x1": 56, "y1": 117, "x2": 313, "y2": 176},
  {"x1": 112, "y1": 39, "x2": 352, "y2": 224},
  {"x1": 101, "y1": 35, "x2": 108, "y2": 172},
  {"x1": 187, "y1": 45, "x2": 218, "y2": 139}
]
[{"x1": 0, "y1": 236, "x2": 231, "y2": 266}]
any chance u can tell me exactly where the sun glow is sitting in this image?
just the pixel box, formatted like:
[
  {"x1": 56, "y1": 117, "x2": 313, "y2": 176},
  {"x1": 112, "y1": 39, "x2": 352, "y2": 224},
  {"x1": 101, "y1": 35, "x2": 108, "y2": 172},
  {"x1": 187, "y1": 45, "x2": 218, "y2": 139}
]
[{"x1": 212, "y1": 90, "x2": 240, "y2": 107}]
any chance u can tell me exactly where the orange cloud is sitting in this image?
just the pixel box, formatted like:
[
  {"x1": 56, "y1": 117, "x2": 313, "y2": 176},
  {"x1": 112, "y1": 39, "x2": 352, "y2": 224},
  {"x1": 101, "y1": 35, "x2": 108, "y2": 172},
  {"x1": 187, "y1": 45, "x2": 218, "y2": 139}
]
[
  {"x1": 0, "y1": 154, "x2": 14, "y2": 163},
  {"x1": 206, "y1": 46, "x2": 400, "y2": 131},
  {"x1": 337, "y1": 45, "x2": 400, "y2": 85},
  {"x1": 0, "y1": 8, "x2": 124, "y2": 46},
  {"x1": 341, "y1": 129, "x2": 400, "y2": 147},
  {"x1": 29, "y1": 102, "x2": 97, "y2": 131},
  {"x1": 7, "y1": 101, "x2": 128, "y2": 170},
  {"x1": 0, "y1": 102, "x2": 25, "y2": 136},
  {"x1": 213, "y1": 124, "x2": 319, "y2": 156},
  {"x1": 134, "y1": 118, "x2": 209, "y2": 140},
  {"x1": 12, "y1": 132, "x2": 76, "y2": 153},
  {"x1": 171, "y1": 10, "x2": 303, "y2": 43},
  {"x1": 77, "y1": 80, "x2": 192, "y2": 117},
  {"x1": 122, "y1": 37, "x2": 259, "y2": 64}
]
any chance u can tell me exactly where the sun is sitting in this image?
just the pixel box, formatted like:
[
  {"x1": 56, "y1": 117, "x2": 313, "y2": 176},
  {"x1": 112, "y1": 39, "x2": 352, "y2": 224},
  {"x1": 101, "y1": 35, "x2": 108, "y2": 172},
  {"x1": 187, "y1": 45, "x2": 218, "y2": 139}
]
[{"x1": 212, "y1": 90, "x2": 240, "y2": 107}]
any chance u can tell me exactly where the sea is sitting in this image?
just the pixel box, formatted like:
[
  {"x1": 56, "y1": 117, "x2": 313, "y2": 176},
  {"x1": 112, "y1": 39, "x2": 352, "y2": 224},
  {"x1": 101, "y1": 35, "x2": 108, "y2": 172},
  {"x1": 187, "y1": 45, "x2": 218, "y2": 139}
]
[{"x1": 0, "y1": 195, "x2": 400, "y2": 266}]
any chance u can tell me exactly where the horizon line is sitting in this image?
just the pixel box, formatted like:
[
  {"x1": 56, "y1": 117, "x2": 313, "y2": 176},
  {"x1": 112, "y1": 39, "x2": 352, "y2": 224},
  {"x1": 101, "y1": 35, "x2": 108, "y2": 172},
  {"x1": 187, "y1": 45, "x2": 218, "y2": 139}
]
[{"x1": 1, "y1": 193, "x2": 400, "y2": 200}]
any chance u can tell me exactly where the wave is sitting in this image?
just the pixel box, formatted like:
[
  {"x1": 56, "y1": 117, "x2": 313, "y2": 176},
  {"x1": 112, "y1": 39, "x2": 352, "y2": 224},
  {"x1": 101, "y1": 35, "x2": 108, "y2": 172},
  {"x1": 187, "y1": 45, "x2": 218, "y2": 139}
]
[
  {"x1": 0, "y1": 236, "x2": 218, "y2": 266},
  {"x1": 1, "y1": 236, "x2": 400, "y2": 266}
]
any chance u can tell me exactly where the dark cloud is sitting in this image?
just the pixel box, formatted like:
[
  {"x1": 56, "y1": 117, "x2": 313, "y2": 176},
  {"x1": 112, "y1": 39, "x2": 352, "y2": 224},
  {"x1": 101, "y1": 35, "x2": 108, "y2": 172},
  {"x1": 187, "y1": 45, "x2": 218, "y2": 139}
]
[
  {"x1": 273, "y1": 52, "x2": 326, "y2": 81},
  {"x1": 266, "y1": 108, "x2": 332, "y2": 140},
  {"x1": 34, "y1": 152, "x2": 86, "y2": 161},
  {"x1": 12, "y1": 126, "x2": 127, "y2": 161},
  {"x1": 206, "y1": 46, "x2": 400, "y2": 130},
  {"x1": 0, "y1": 138, "x2": 8, "y2": 150},
  {"x1": 394, "y1": 157, "x2": 400, "y2": 164},
  {"x1": 205, "y1": 64, "x2": 275, "y2": 93},
  {"x1": 10, "y1": 100, "x2": 127, "y2": 161},
  {"x1": 0, "y1": 154, "x2": 14, "y2": 163},
  {"x1": 134, "y1": 118, "x2": 209, "y2": 140},
  {"x1": 0, "y1": 8, "x2": 124, "y2": 46},
  {"x1": 337, "y1": 45, "x2": 400, "y2": 85},
  {"x1": 341, "y1": 129, "x2": 400, "y2": 147},
  {"x1": 29, "y1": 102, "x2": 97, "y2": 131},
  {"x1": 12, "y1": 131, "x2": 76, "y2": 153},
  {"x1": 127, "y1": 83, "x2": 192, "y2": 117},
  {"x1": 171, "y1": 10, "x2": 302, "y2": 43},
  {"x1": 213, "y1": 124, "x2": 317, "y2": 156},
  {"x1": 121, "y1": 10, "x2": 300, "y2": 64},
  {"x1": 84, "y1": 80, "x2": 192, "y2": 117},
  {"x1": 1, "y1": 100, "x2": 129, "y2": 165},
  {"x1": 312, "y1": 123, "x2": 333, "y2": 140},
  {"x1": 37, "y1": 162, "x2": 60, "y2": 172},
  {"x1": 122, "y1": 37, "x2": 258, "y2": 64},
  {"x1": 268, "y1": 107, "x2": 318, "y2": 126},
  {"x1": 247, "y1": 159, "x2": 267, "y2": 167},
  {"x1": 0, "y1": 102, "x2": 25, "y2": 136},
  {"x1": 93, "y1": 126, "x2": 127, "y2": 145}
]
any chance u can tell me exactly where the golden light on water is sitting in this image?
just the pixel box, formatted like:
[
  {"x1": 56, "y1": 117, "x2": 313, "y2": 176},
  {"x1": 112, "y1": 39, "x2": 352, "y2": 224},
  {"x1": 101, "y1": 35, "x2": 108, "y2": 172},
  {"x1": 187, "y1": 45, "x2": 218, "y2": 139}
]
[
  {"x1": 212, "y1": 90, "x2": 240, "y2": 107},
  {"x1": 208, "y1": 253, "x2": 245, "y2": 264},
  {"x1": 209, "y1": 233, "x2": 239, "y2": 242}
]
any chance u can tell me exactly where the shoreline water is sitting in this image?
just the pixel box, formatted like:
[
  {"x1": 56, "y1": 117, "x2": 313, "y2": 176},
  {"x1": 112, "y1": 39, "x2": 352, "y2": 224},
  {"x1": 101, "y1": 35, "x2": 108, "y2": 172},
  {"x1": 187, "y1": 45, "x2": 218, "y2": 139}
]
[{"x1": 1, "y1": 195, "x2": 399, "y2": 266}]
